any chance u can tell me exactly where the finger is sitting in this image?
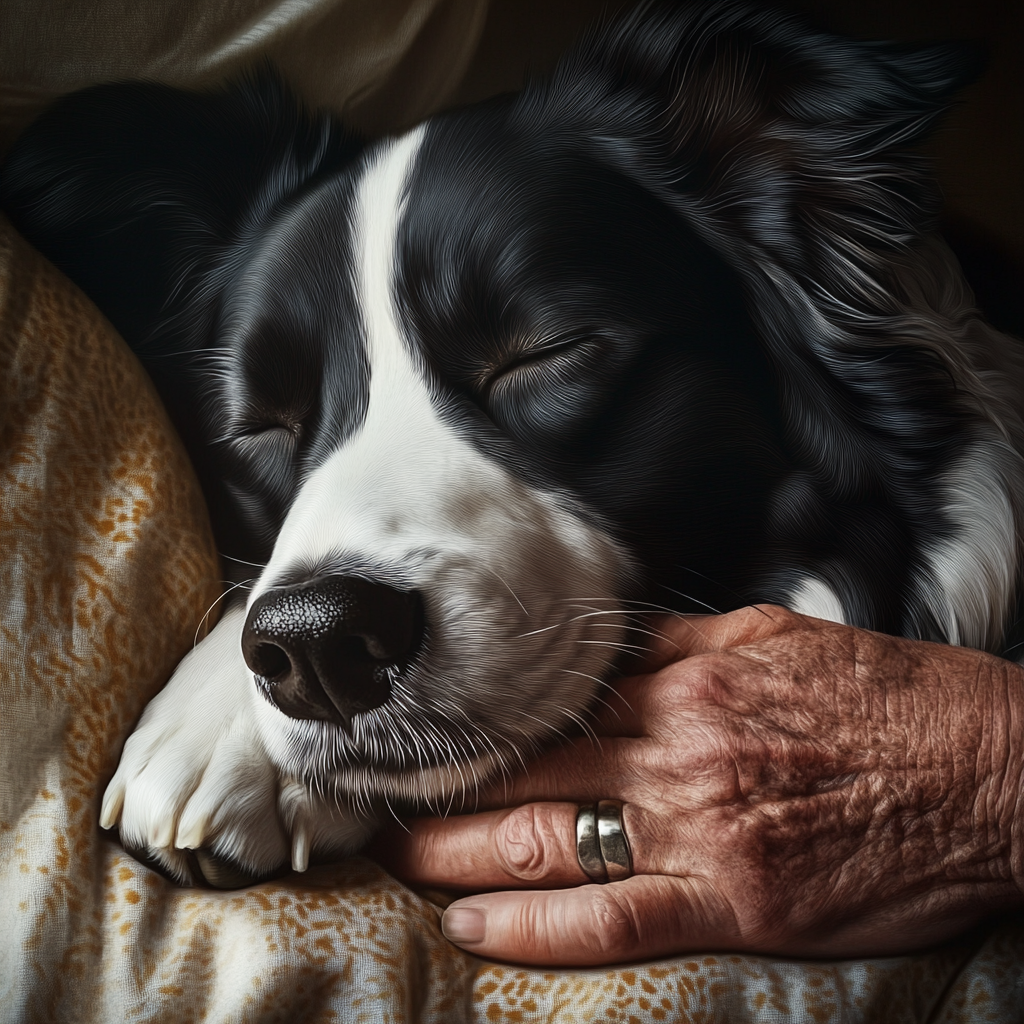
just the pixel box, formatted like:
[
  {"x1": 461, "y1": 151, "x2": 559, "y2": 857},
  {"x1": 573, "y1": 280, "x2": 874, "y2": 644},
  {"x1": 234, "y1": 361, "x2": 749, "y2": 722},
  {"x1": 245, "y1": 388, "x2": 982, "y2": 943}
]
[
  {"x1": 590, "y1": 659, "x2": 743, "y2": 737},
  {"x1": 586, "y1": 682, "x2": 646, "y2": 736},
  {"x1": 636, "y1": 605, "x2": 805, "y2": 671},
  {"x1": 439, "y1": 874, "x2": 738, "y2": 966},
  {"x1": 473, "y1": 737, "x2": 650, "y2": 808},
  {"x1": 374, "y1": 798, "x2": 700, "y2": 890},
  {"x1": 373, "y1": 803, "x2": 592, "y2": 890}
]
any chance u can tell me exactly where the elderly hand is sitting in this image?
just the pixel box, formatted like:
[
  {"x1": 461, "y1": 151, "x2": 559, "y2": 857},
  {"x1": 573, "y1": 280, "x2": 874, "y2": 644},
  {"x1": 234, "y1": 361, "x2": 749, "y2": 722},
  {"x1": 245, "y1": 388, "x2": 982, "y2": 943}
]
[{"x1": 374, "y1": 606, "x2": 1024, "y2": 965}]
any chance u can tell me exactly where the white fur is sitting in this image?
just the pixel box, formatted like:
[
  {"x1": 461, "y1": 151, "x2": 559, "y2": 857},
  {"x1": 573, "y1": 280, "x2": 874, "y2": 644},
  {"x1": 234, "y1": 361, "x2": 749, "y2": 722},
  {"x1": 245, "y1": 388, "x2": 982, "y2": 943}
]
[
  {"x1": 251, "y1": 127, "x2": 631, "y2": 793},
  {"x1": 102, "y1": 130, "x2": 632, "y2": 883},
  {"x1": 788, "y1": 578, "x2": 846, "y2": 624},
  {"x1": 917, "y1": 438, "x2": 1019, "y2": 650}
]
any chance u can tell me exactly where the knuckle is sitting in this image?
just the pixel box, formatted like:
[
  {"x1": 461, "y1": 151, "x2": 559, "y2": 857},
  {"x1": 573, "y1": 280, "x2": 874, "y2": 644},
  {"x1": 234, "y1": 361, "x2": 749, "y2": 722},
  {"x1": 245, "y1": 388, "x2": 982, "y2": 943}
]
[
  {"x1": 494, "y1": 804, "x2": 565, "y2": 882},
  {"x1": 582, "y1": 888, "x2": 642, "y2": 956},
  {"x1": 654, "y1": 664, "x2": 729, "y2": 714},
  {"x1": 751, "y1": 603, "x2": 806, "y2": 634},
  {"x1": 695, "y1": 663, "x2": 734, "y2": 705},
  {"x1": 730, "y1": 604, "x2": 803, "y2": 640}
]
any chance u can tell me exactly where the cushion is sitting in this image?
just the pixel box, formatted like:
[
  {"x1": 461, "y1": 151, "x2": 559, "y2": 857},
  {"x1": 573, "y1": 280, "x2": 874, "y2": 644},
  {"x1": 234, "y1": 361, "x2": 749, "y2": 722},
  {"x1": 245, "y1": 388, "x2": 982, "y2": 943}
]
[{"x1": 0, "y1": 0, "x2": 489, "y2": 155}]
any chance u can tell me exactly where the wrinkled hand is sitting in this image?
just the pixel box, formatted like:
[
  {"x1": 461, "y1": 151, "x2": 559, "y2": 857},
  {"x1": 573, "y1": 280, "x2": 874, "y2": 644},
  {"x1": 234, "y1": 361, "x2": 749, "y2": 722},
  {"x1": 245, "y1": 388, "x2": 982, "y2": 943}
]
[{"x1": 374, "y1": 606, "x2": 1024, "y2": 965}]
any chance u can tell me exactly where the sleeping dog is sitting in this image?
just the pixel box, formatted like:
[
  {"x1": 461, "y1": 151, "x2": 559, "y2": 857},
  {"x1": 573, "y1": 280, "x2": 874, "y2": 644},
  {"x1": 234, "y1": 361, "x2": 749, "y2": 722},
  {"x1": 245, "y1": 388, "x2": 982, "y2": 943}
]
[{"x1": 4, "y1": 1, "x2": 1023, "y2": 887}]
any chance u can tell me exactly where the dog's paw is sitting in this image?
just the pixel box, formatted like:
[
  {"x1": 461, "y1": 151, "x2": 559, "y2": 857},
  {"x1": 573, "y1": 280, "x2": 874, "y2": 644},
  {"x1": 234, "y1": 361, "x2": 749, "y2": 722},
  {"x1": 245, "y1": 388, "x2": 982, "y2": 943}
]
[
  {"x1": 101, "y1": 606, "x2": 376, "y2": 886},
  {"x1": 99, "y1": 606, "x2": 283, "y2": 883}
]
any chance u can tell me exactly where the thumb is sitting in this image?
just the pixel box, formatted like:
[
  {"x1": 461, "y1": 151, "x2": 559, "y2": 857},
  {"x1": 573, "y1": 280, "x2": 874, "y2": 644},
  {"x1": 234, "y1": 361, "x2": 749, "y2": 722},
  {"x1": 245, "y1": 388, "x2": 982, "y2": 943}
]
[{"x1": 439, "y1": 874, "x2": 738, "y2": 966}]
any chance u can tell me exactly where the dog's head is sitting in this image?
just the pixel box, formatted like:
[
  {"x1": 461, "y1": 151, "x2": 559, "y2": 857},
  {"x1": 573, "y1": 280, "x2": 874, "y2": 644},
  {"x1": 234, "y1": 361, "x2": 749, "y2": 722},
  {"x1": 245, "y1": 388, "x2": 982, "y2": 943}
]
[{"x1": 3, "y1": 2, "x2": 1002, "y2": 803}]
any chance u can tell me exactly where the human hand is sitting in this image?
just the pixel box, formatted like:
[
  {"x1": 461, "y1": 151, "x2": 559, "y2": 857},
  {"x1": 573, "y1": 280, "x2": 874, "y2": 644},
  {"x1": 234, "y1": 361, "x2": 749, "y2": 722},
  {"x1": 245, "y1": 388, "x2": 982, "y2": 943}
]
[{"x1": 374, "y1": 606, "x2": 1024, "y2": 965}]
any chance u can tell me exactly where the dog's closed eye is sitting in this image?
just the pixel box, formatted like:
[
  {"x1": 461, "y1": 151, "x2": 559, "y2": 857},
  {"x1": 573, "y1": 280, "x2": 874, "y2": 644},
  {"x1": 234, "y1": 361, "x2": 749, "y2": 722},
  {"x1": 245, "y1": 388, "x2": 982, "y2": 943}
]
[
  {"x1": 480, "y1": 335, "x2": 621, "y2": 438},
  {"x1": 485, "y1": 335, "x2": 601, "y2": 394},
  {"x1": 239, "y1": 422, "x2": 302, "y2": 441},
  {"x1": 232, "y1": 425, "x2": 301, "y2": 457},
  {"x1": 229, "y1": 427, "x2": 303, "y2": 501}
]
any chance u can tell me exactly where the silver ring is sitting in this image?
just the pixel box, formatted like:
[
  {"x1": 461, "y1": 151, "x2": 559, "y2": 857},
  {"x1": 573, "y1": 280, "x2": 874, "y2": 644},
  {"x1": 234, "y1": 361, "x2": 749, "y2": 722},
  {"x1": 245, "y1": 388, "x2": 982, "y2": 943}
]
[{"x1": 576, "y1": 800, "x2": 633, "y2": 883}]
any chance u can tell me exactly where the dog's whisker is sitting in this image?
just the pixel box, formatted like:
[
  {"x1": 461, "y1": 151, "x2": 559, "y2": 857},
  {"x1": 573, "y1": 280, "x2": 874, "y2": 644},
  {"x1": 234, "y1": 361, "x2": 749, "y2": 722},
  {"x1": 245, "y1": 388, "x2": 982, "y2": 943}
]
[
  {"x1": 220, "y1": 553, "x2": 269, "y2": 571},
  {"x1": 510, "y1": 607, "x2": 631, "y2": 640},
  {"x1": 549, "y1": 608, "x2": 680, "y2": 648},
  {"x1": 484, "y1": 566, "x2": 530, "y2": 618},
  {"x1": 557, "y1": 668, "x2": 631, "y2": 730},
  {"x1": 381, "y1": 792, "x2": 410, "y2": 833},
  {"x1": 555, "y1": 704, "x2": 602, "y2": 748},
  {"x1": 559, "y1": 667, "x2": 611, "y2": 687},
  {"x1": 574, "y1": 638, "x2": 650, "y2": 653},
  {"x1": 655, "y1": 587, "x2": 724, "y2": 616},
  {"x1": 514, "y1": 710, "x2": 571, "y2": 751},
  {"x1": 587, "y1": 691, "x2": 635, "y2": 723},
  {"x1": 193, "y1": 578, "x2": 257, "y2": 647}
]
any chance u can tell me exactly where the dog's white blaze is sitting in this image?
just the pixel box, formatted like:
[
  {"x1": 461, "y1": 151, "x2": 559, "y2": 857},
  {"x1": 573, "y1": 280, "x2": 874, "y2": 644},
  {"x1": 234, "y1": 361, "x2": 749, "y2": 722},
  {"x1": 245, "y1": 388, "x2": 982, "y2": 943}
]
[
  {"x1": 250, "y1": 129, "x2": 632, "y2": 794},
  {"x1": 919, "y1": 439, "x2": 1018, "y2": 649},
  {"x1": 788, "y1": 577, "x2": 846, "y2": 624}
]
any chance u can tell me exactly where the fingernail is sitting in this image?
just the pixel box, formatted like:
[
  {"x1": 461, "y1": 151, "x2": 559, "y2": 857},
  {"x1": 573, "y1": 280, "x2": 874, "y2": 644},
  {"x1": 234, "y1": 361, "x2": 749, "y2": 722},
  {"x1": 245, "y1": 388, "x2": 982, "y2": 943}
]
[{"x1": 442, "y1": 907, "x2": 486, "y2": 945}]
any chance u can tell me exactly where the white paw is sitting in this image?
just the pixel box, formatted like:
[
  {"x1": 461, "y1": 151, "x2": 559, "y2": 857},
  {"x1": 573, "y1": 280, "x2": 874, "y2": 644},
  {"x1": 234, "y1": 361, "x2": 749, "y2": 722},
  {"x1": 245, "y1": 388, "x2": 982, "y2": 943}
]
[{"x1": 101, "y1": 604, "x2": 376, "y2": 886}]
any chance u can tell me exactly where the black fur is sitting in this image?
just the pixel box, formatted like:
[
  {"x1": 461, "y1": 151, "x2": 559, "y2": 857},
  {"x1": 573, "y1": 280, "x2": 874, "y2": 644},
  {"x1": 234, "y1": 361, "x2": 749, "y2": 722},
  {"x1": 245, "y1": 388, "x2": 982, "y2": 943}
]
[
  {"x1": 3, "y1": 1, "x2": 1003, "y2": 642},
  {"x1": 1, "y1": 75, "x2": 364, "y2": 557}
]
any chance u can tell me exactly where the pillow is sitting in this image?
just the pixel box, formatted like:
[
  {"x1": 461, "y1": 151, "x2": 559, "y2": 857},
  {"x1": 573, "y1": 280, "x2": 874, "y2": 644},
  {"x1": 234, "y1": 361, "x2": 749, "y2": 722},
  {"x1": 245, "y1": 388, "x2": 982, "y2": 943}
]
[
  {"x1": 0, "y1": 0, "x2": 488, "y2": 155},
  {"x1": 0, "y1": 212, "x2": 474, "y2": 1019}
]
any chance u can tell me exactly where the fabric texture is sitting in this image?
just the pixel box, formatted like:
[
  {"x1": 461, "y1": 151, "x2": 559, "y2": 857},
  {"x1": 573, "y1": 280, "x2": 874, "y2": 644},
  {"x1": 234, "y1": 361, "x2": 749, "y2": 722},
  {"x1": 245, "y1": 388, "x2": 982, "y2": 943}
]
[{"x1": 0, "y1": 0, "x2": 489, "y2": 154}]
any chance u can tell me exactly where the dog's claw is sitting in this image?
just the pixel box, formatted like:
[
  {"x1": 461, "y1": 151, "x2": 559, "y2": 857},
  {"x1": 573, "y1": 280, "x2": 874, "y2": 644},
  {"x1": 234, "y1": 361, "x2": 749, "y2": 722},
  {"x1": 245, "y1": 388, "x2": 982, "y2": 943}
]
[
  {"x1": 292, "y1": 824, "x2": 310, "y2": 873},
  {"x1": 174, "y1": 809, "x2": 211, "y2": 851},
  {"x1": 99, "y1": 781, "x2": 124, "y2": 830},
  {"x1": 194, "y1": 849, "x2": 259, "y2": 889}
]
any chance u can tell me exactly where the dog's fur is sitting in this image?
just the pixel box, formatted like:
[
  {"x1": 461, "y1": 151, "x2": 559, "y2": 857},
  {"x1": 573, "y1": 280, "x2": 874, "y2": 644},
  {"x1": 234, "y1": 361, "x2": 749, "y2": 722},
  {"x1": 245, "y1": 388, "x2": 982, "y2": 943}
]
[{"x1": 4, "y1": 1, "x2": 1023, "y2": 886}]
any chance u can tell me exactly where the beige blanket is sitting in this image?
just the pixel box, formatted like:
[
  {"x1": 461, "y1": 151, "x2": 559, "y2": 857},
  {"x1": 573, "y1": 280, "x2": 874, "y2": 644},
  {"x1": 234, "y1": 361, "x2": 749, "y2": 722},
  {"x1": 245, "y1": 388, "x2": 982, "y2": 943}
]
[{"x1": 1, "y1": 1, "x2": 1023, "y2": 1019}]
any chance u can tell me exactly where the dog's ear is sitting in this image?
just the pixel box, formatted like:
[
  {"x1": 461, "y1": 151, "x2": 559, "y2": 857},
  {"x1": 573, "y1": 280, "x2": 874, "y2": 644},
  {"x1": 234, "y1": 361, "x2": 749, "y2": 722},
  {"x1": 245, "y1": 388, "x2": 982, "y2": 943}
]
[
  {"x1": 538, "y1": 1, "x2": 983, "y2": 278},
  {"x1": 535, "y1": 2, "x2": 994, "y2": 637},
  {"x1": 0, "y1": 73, "x2": 361, "y2": 361}
]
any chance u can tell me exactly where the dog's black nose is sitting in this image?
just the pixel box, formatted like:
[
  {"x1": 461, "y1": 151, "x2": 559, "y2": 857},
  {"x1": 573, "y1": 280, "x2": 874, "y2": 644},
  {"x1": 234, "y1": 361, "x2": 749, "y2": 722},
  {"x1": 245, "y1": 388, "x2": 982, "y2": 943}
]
[{"x1": 242, "y1": 575, "x2": 423, "y2": 725}]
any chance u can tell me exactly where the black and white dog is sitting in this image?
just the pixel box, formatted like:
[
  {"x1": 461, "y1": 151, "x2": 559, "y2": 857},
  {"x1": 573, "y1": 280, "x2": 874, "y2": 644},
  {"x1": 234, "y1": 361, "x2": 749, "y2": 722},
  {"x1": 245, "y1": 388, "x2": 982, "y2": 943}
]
[{"x1": 4, "y1": 1, "x2": 1023, "y2": 886}]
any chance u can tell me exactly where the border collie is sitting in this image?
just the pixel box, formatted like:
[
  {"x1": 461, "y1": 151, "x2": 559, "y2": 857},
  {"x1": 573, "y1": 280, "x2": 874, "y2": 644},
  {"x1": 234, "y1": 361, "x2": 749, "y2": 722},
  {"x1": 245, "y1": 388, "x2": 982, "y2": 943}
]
[{"x1": 4, "y1": 1, "x2": 1023, "y2": 888}]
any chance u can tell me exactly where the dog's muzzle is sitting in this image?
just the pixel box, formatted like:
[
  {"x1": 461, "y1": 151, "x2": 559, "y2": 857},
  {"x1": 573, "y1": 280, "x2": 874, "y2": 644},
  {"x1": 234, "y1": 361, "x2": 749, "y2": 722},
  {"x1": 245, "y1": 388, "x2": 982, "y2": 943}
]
[{"x1": 242, "y1": 575, "x2": 424, "y2": 726}]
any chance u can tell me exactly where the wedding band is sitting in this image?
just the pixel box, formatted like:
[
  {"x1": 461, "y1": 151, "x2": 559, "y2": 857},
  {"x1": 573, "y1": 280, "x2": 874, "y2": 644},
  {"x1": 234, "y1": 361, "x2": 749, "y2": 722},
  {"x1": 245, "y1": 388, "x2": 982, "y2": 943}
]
[{"x1": 576, "y1": 800, "x2": 633, "y2": 883}]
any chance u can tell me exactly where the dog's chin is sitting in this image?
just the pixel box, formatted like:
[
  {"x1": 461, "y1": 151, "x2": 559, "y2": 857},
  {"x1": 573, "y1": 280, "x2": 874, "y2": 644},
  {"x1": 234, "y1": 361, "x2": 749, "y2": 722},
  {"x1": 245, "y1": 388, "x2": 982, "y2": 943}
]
[
  {"x1": 249, "y1": 675, "x2": 564, "y2": 806},
  {"x1": 318, "y1": 752, "x2": 503, "y2": 808},
  {"x1": 274, "y1": 719, "x2": 507, "y2": 809}
]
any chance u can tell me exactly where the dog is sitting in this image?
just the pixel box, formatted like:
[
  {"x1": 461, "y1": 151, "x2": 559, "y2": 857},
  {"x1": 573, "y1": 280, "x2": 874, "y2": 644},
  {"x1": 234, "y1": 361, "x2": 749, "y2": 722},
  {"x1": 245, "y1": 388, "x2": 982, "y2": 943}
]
[{"x1": 3, "y1": 1, "x2": 1022, "y2": 888}]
